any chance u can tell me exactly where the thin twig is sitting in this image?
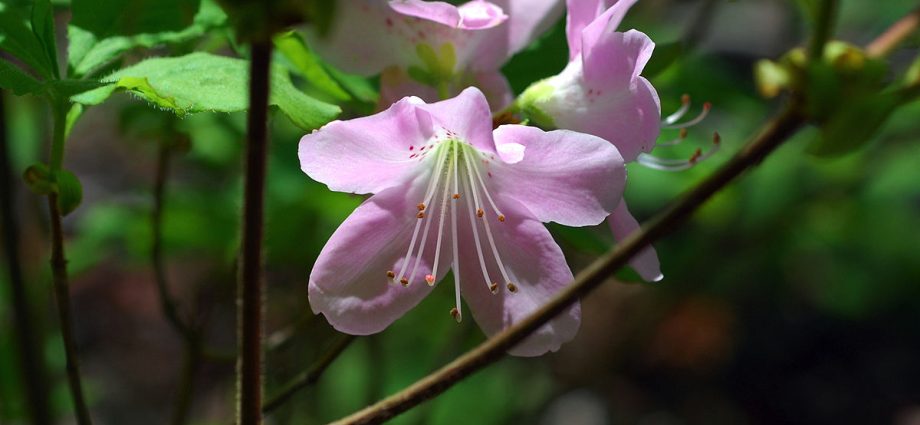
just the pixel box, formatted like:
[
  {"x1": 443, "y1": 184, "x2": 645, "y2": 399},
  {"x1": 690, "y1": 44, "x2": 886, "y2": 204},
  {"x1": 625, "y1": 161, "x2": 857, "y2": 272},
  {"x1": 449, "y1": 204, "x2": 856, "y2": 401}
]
[
  {"x1": 330, "y1": 104, "x2": 806, "y2": 425},
  {"x1": 329, "y1": 8, "x2": 920, "y2": 422},
  {"x1": 1, "y1": 93, "x2": 53, "y2": 425},
  {"x1": 47, "y1": 102, "x2": 94, "y2": 425},
  {"x1": 152, "y1": 142, "x2": 193, "y2": 337},
  {"x1": 237, "y1": 39, "x2": 273, "y2": 425},
  {"x1": 151, "y1": 139, "x2": 206, "y2": 425},
  {"x1": 262, "y1": 334, "x2": 357, "y2": 414},
  {"x1": 866, "y1": 6, "x2": 920, "y2": 58}
]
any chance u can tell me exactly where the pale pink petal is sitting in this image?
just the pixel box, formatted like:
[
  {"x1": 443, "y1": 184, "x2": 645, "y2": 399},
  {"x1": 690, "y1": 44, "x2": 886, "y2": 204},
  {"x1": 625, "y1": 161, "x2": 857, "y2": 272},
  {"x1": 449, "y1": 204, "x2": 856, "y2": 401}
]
[
  {"x1": 457, "y1": 1, "x2": 508, "y2": 29},
  {"x1": 417, "y1": 87, "x2": 497, "y2": 154},
  {"x1": 473, "y1": 0, "x2": 564, "y2": 69},
  {"x1": 308, "y1": 1, "x2": 415, "y2": 76},
  {"x1": 490, "y1": 125, "x2": 625, "y2": 227},
  {"x1": 529, "y1": 30, "x2": 661, "y2": 162},
  {"x1": 389, "y1": 0, "x2": 462, "y2": 27},
  {"x1": 379, "y1": 67, "x2": 440, "y2": 111},
  {"x1": 583, "y1": 28, "x2": 654, "y2": 88},
  {"x1": 458, "y1": 195, "x2": 580, "y2": 356},
  {"x1": 309, "y1": 179, "x2": 443, "y2": 335},
  {"x1": 575, "y1": 0, "x2": 639, "y2": 59},
  {"x1": 472, "y1": 70, "x2": 514, "y2": 111},
  {"x1": 378, "y1": 68, "x2": 513, "y2": 112},
  {"x1": 565, "y1": 0, "x2": 606, "y2": 59},
  {"x1": 608, "y1": 201, "x2": 662, "y2": 282},
  {"x1": 299, "y1": 97, "x2": 434, "y2": 194}
]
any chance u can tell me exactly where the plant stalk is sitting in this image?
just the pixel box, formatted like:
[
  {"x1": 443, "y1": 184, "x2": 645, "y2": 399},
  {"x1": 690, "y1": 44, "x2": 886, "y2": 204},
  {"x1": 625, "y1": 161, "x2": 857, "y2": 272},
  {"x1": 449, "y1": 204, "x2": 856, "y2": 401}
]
[
  {"x1": 47, "y1": 100, "x2": 94, "y2": 425},
  {"x1": 237, "y1": 39, "x2": 273, "y2": 425}
]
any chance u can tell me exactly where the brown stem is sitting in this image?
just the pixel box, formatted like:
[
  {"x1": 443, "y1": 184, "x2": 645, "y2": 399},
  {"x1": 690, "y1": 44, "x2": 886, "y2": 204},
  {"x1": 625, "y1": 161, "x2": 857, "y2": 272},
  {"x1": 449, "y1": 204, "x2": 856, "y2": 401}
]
[
  {"x1": 46, "y1": 99, "x2": 94, "y2": 425},
  {"x1": 48, "y1": 193, "x2": 94, "y2": 425},
  {"x1": 330, "y1": 104, "x2": 806, "y2": 425},
  {"x1": 325, "y1": 7, "x2": 920, "y2": 423},
  {"x1": 152, "y1": 140, "x2": 206, "y2": 425},
  {"x1": 865, "y1": 6, "x2": 920, "y2": 58},
  {"x1": 237, "y1": 39, "x2": 273, "y2": 425},
  {"x1": 262, "y1": 334, "x2": 357, "y2": 414},
  {"x1": 1, "y1": 93, "x2": 53, "y2": 425}
]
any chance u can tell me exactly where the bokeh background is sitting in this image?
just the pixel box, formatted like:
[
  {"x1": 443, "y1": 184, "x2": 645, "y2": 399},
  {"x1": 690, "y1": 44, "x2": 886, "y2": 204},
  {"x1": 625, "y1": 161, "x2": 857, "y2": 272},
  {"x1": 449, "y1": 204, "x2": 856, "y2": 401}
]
[{"x1": 2, "y1": 0, "x2": 919, "y2": 424}]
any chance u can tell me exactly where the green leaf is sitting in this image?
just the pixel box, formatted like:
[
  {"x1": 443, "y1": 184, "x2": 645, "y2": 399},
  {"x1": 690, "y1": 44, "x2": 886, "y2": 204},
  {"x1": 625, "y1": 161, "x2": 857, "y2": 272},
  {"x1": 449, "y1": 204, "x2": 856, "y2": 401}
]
[
  {"x1": 0, "y1": 58, "x2": 43, "y2": 95},
  {"x1": 326, "y1": 66, "x2": 378, "y2": 104},
  {"x1": 808, "y1": 92, "x2": 901, "y2": 157},
  {"x1": 274, "y1": 31, "x2": 350, "y2": 101},
  {"x1": 72, "y1": 52, "x2": 340, "y2": 130},
  {"x1": 644, "y1": 41, "x2": 684, "y2": 78},
  {"x1": 30, "y1": 0, "x2": 59, "y2": 79},
  {"x1": 0, "y1": 0, "x2": 55, "y2": 78},
  {"x1": 68, "y1": 0, "x2": 227, "y2": 77},
  {"x1": 56, "y1": 169, "x2": 82, "y2": 216},
  {"x1": 72, "y1": 0, "x2": 200, "y2": 37}
]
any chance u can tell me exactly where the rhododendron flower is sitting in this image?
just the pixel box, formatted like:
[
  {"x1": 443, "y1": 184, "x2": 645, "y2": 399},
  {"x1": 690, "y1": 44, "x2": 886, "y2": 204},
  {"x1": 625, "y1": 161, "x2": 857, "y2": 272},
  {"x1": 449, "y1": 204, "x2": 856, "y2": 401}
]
[
  {"x1": 310, "y1": 0, "x2": 562, "y2": 108},
  {"x1": 300, "y1": 87, "x2": 625, "y2": 356},
  {"x1": 518, "y1": 0, "x2": 663, "y2": 282}
]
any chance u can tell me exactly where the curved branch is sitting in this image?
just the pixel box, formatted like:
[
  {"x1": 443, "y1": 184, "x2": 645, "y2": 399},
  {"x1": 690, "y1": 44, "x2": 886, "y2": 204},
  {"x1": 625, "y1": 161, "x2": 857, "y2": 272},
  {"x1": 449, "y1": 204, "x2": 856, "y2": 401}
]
[
  {"x1": 326, "y1": 7, "x2": 920, "y2": 423},
  {"x1": 262, "y1": 334, "x2": 357, "y2": 414},
  {"x1": 331, "y1": 105, "x2": 806, "y2": 425},
  {"x1": 866, "y1": 6, "x2": 920, "y2": 58}
]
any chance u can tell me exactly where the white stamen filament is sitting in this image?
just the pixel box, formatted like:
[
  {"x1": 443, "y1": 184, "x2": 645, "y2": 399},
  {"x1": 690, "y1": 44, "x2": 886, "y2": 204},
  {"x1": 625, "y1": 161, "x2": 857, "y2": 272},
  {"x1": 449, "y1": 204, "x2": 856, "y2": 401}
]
[
  {"x1": 460, "y1": 150, "x2": 496, "y2": 294},
  {"x1": 430, "y1": 143, "x2": 454, "y2": 284},
  {"x1": 638, "y1": 132, "x2": 721, "y2": 172},
  {"x1": 449, "y1": 142, "x2": 462, "y2": 322},
  {"x1": 463, "y1": 148, "x2": 514, "y2": 290},
  {"x1": 467, "y1": 151, "x2": 504, "y2": 220},
  {"x1": 663, "y1": 102, "x2": 711, "y2": 130},
  {"x1": 396, "y1": 146, "x2": 449, "y2": 284},
  {"x1": 663, "y1": 94, "x2": 691, "y2": 126}
]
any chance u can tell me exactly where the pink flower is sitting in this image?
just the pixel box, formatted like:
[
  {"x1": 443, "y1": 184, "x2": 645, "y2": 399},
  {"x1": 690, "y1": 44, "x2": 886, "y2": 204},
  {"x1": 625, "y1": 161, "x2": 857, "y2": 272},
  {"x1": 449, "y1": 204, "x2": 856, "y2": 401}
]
[
  {"x1": 518, "y1": 0, "x2": 663, "y2": 282},
  {"x1": 299, "y1": 87, "x2": 625, "y2": 356},
  {"x1": 309, "y1": 0, "x2": 563, "y2": 109}
]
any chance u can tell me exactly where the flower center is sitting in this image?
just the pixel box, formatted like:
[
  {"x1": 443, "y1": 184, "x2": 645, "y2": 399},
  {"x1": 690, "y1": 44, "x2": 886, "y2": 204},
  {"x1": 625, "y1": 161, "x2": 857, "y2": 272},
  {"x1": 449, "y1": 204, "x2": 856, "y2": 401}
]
[{"x1": 386, "y1": 137, "x2": 517, "y2": 323}]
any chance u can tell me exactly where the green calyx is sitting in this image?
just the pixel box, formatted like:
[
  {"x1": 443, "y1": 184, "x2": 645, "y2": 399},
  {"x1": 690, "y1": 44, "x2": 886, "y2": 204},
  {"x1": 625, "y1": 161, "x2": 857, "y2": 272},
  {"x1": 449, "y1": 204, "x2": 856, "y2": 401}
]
[{"x1": 516, "y1": 79, "x2": 557, "y2": 129}]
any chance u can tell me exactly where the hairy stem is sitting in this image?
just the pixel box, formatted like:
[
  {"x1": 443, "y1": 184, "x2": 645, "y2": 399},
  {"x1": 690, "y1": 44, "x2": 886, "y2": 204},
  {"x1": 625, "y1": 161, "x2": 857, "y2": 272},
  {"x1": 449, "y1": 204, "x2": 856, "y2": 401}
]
[
  {"x1": 1, "y1": 93, "x2": 53, "y2": 425},
  {"x1": 262, "y1": 334, "x2": 356, "y2": 414},
  {"x1": 237, "y1": 39, "x2": 272, "y2": 425},
  {"x1": 47, "y1": 101, "x2": 93, "y2": 425}
]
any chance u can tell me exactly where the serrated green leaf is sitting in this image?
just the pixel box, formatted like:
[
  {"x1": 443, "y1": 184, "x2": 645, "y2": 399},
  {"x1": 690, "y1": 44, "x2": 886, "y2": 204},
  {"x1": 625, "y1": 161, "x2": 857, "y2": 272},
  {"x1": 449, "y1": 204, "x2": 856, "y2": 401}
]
[
  {"x1": 0, "y1": 58, "x2": 43, "y2": 95},
  {"x1": 56, "y1": 169, "x2": 82, "y2": 215},
  {"x1": 68, "y1": 0, "x2": 227, "y2": 77},
  {"x1": 0, "y1": 0, "x2": 55, "y2": 78},
  {"x1": 274, "y1": 31, "x2": 350, "y2": 101},
  {"x1": 72, "y1": 52, "x2": 340, "y2": 130}
]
